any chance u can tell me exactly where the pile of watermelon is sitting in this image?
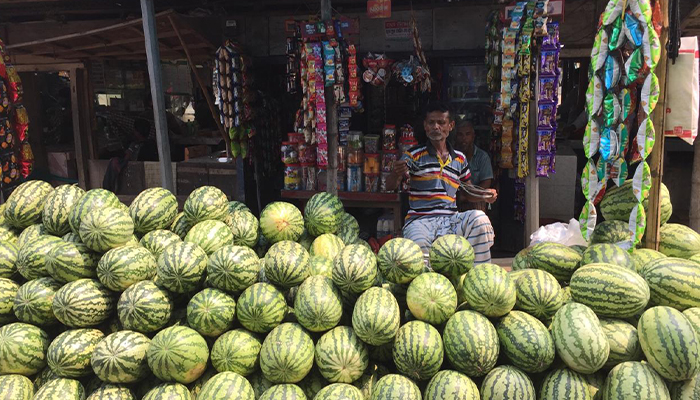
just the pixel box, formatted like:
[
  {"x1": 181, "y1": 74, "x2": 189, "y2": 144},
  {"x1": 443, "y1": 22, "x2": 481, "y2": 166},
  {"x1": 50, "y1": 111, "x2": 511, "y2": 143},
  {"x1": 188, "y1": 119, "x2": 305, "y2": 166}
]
[{"x1": 1, "y1": 180, "x2": 700, "y2": 400}]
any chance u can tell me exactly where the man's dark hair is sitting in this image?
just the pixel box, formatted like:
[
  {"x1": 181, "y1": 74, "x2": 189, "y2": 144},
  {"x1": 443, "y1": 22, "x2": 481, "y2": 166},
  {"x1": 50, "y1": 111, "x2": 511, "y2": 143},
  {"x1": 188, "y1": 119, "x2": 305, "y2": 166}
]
[{"x1": 423, "y1": 101, "x2": 454, "y2": 122}]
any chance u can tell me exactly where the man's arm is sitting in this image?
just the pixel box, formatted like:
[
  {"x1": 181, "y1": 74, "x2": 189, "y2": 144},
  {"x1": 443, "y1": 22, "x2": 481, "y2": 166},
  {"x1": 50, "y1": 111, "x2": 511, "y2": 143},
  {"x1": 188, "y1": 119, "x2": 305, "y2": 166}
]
[{"x1": 386, "y1": 160, "x2": 408, "y2": 192}]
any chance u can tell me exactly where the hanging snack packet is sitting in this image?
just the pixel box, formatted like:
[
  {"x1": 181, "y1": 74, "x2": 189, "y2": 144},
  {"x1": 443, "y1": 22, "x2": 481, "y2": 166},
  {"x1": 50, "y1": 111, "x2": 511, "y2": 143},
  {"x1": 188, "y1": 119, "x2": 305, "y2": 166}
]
[
  {"x1": 601, "y1": 0, "x2": 626, "y2": 26},
  {"x1": 586, "y1": 75, "x2": 604, "y2": 117},
  {"x1": 609, "y1": 156, "x2": 629, "y2": 187},
  {"x1": 537, "y1": 104, "x2": 555, "y2": 129},
  {"x1": 641, "y1": 72, "x2": 659, "y2": 115},
  {"x1": 539, "y1": 50, "x2": 558, "y2": 76},
  {"x1": 624, "y1": 47, "x2": 647, "y2": 85},
  {"x1": 603, "y1": 53, "x2": 621, "y2": 91},
  {"x1": 590, "y1": 30, "x2": 610, "y2": 73},
  {"x1": 608, "y1": 15, "x2": 626, "y2": 51},
  {"x1": 600, "y1": 126, "x2": 619, "y2": 161},
  {"x1": 624, "y1": 12, "x2": 644, "y2": 47},
  {"x1": 603, "y1": 92, "x2": 620, "y2": 127},
  {"x1": 583, "y1": 118, "x2": 601, "y2": 159},
  {"x1": 618, "y1": 88, "x2": 632, "y2": 122},
  {"x1": 539, "y1": 76, "x2": 557, "y2": 102}
]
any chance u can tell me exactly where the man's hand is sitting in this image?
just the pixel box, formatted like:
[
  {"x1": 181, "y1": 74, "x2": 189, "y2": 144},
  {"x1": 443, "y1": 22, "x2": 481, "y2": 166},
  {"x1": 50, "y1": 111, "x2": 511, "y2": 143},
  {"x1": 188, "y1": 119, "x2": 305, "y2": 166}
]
[
  {"x1": 393, "y1": 160, "x2": 409, "y2": 177},
  {"x1": 386, "y1": 160, "x2": 408, "y2": 192},
  {"x1": 484, "y1": 188, "x2": 498, "y2": 204}
]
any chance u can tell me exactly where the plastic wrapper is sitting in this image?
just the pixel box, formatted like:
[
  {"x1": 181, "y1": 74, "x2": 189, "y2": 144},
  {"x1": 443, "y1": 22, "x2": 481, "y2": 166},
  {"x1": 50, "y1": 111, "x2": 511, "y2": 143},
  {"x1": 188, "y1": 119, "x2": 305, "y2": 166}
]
[
  {"x1": 382, "y1": 151, "x2": 398, "y2": 172},
  {"x1": 281, "y1": 142, "x2": 298, "y2": 164},
  {"x1": 0, "y1": 118, "x2": 13, "y2": 153},
  {"x1": 364, "y1": 153, "x2": 380, "y2": 175},
  {"x1": 0, "y1": 152, "x2": 18, "y2": 186},
  {"x1": 586, "y1": 75, "x2": 604, "y2": 117},
  {"x1": 298, "y1": 142, "x2": 316, "y2": 164},
  {"x1": 539, "y1": 50, "x2": 558, "y2": 76},
  {"x1": 636, "y1": 117, "x2": 655, "y2": 159},
  {"x1": 284, "y1": 164, "x2": 302, "y2": 190},
  {"x1": 603, "y1": 92, "x2": 620, "y2": 127},
  {"x1": 537, "y1": 104, "x2": 555, "y2": 129},
  {"x1": 382, "y1": 125, "x2": 396, "y2": 150},
  {"x1": 317, "y1": 143, "x2": 328, "y2": 167},
  {"x1": 624, "y1": 12, "x2": 644, "y2": 47},
  {"x1": 600, "y1": 126, "x2": 619, "y2": 161},
  {"x1": 641, "y1": 72, "x2": 659, "y2": 115},
  {"x1": 608, "y1": 15, "x2": 626, "y2": 51},
  {"x1": 537, "y1": 129, "x2": 555, "y2": 153},
  {"x1": 364, "y1": 173, "x2": 379, "y2": 193},
  {"x1": 536, "y1": 154, "x2": 555, "y2": 177},
  {"x1": 609, "y1": 156, "x2": 628, "y2": 187},
  {"x1": 302, "y1": 163, "x2": 316, "y2": 191},
  {"x1": 364, "y1": 135, "x2": 379, "y2": 154},
  {"x1": 603, "y1": 54, "x2": 621, "y2": 90},
  {"x1": 624, "y1": 47, "x2": 647, "y2": 85},
  {"x1": 5, "y1": 67, "x2": 22, "y2": 103},
  {"x1": 347, "y1": 165, "x2": 362, "y2": 192},
  {"x1": 539, "y1": 76, "x2": 557, "y2": 102}
]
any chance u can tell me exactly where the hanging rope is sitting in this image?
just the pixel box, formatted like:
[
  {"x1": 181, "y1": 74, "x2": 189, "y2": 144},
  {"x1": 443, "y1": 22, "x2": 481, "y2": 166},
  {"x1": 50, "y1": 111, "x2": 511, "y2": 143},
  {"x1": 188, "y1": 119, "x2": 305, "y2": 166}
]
[{"x1": 667, "y1": 0, "x2": 681, "y2": 63}]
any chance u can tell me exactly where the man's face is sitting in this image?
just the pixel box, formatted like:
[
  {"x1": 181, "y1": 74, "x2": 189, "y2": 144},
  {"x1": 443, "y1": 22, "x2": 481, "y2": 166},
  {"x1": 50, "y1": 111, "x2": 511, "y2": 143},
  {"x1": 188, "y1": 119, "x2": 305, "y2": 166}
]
[
  {"x1": 455, "y1": 124, "x2": 475, "y2": 150},
  {"x1": 423, "y1": 111, "x2": 454, "y2": 142}
]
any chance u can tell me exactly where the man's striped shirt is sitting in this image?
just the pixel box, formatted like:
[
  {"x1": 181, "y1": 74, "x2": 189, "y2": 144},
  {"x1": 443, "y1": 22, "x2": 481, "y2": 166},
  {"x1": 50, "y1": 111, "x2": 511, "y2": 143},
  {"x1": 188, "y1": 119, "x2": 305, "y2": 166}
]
[{"x1": 400, "y1": 141, "x2": 471, "y2": 223}]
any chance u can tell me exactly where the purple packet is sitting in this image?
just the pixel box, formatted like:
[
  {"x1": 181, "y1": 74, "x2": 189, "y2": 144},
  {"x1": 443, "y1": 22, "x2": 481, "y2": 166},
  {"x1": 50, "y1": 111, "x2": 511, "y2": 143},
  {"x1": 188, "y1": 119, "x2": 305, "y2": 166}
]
[
  {"x1": 537, "y1": 129, "x2": 555, "y2": 153},
  {"x1": 539, "y1": 50, "x2": 558, "y2": 76},
  {"x1": 537, "y1": 104, "x2": 555, "y2": 129},
  {"x1": 539, "y1": 76, "x2": 558, "y2": 102}
]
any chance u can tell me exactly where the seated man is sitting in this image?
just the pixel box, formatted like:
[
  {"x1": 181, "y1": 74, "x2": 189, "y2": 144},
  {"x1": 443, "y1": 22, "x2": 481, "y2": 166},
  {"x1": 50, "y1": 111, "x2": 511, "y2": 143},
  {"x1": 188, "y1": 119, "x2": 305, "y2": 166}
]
[
  {"x1": 453, "y1": 118, "x2": 494, "y2": 212},
  {"x1": 386, "y1": 102, "x2": 497, "y2": 264}
]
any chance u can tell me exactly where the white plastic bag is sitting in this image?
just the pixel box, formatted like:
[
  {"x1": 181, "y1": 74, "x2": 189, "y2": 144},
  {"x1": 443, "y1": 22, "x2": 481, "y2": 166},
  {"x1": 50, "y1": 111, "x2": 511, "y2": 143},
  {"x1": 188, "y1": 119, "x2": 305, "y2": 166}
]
[
  {"x1": 529, "y1": 218, "x2": 588, "y2": 247},
  {"x1": 664, "y1": 36, "x2": 699, "y2": 145}
]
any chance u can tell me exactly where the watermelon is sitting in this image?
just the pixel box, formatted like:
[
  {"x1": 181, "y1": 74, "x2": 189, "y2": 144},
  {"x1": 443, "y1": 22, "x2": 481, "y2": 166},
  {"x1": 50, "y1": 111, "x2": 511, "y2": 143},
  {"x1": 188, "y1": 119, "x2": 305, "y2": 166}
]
[
  {"x1": 460, "y1": 263, "x2": 516, "y2": 317},
  {"x1": 147, "y1": 326, "x2": 209, "y2": 384},
  {"x1": 97, "y1": 246, "x2": 156, "y2": 291},
  {"x1": 260, "y1": 322, "x2": 314, "y2": 384},
  {"x1": 527, "y1": 242, "x2": 582, "y2": 281},
  {"x1": 315, "y1": 383, "x2": 363, "y2": 400},
  {"x1": 90, "y1": 330, "x2": 150, "y2": 383},
  {"x1": 47, "y1": 328, "x2": 104, "y2": 378},
  {"x1": 600, "y1": 318, "x2": 643, "y2": 368},
  {"x1": 188, "y1": 368, "x2": 216, "y2": 399},
  {"x1": 581, "y1": 244, "x2": 634, "y2": 270},
  {"x1": 513, "y1": 269, "x2": 562, "y2": 320},
  {"x1": 583, "y1": 372, "x2": 605, "y2": 400},
  {"x1": 32, "y1": 378, "x2": 85, "y2": 400},
  {"x1": 570, "y1": 263, "x2": 650, "y2": 318},
  {"x1": 630, "y1": 248, "x2": 666, "y2": 273},
  {"x1": 314, "y1": 326, "x2": 368, "y2": 384},
  {"x1": 668, "y1": 373, "x2": 700, "y2": 400},
  {"x1": 376, "y1": 238, "x2": 424, "y2": 284},
  {"x1": 310, "y1": 233, "x2": 344, "y2": 259},
  {"x1": 0, "y1": 374, "x2": 34, "y2": 400},
  {"x1": 18, "y1": 223, "x2": 46, "y2": 244},
  {"x1": 17, "y1": 235, "x2": 63, "y2": 280},
  {"x1": 183, "y1": 186, "x2": 228, "y2": 224},
  {"x1": 685, "y1": 307, "x2": 700, "y2": 334},
  {"x1": 297, "y1": 229, "x2": 314, "y2": 251},
  {"x1": 591, "y1": 220, "x2": 633, "y2": 244},
  {"x1": 184, "y1": 220, "x2": 233, "y2": 256},
  {"x1": 304, "y1": 192, "x2": 343, "y2": 236},
  {"x1": 68, "y1": 189, "x2": 120, "y2": 235},
  {"x1": 207, "y1": 245, "x2": 260, "y2": 293},
  {"x1": 3, "y1": 180, "x2": 54, "y2": 230},
  {"x1": 551, "y1": 303, "x2": 609, "y2": 374},
  {"x1": 659, "y1": 223, "x2": 700, "y2": 259},
  {"x1": 52, "y1": 279, "x2": 115, "y2": 328},
  {"x1": 0, "y1": 322, "x2": 49, "y2": 375},
  {"x1": 236, "y1": 282, "x2": 287, "y2": 333},
  {"x1": 496, "y1": 311, "x2": 554, "y2": 373},
  {"x1": 424, "y1": 370, "x2": 479, "y2": 400},
  {"x1": 351, "y1": 287, "x2": 400, "y2": 346},
  {"x1": 428, "y1": 234, "x2": 475, "y2": 277},
  {"x1": 640, "y1": 257, "x2": 700, "y2": 310},
  {"x1": 117, "y1": 280, "x2": 172, "y2": 333},
  {"x1": 601, "y1": 361, "x2": 671, "y2": 400},
  {"x1": 511, "y1": 247, "x2": 532, "y2": 271},
  {"x1": 196, "y1": 371, "x2": 254, "y2": 400},
  {"x1": 186, "y1": 288, "x2": 236, "y2": 337},
  {"x1": 79, "y1": 206, "x2": 134, "y2": 253},
  {"x1": 337, "y1": 213, "x2": 360, "y2": 245},
  {"x1": 392, "y1": 320, "x2": 443, "y2": 381},
  {"x1": 369, "y1": 374, "x2": 421, "y2": 400},
  {"x1": 480, "y1": 365, "x2": 535, "y2": 400},
  {"x1": 294, "y1": 275, "x2": 342, "y2": 332},
  {"x1": 539, "y1": 368, "x2": 591, "y2": 400},
  {"x1": 139, "y1": 229, "x2": 181, "y2": 259},
  {"x1": 171, "y1": 212, "x2": 194, "y2": 240},
  {"x1": 333, "y1": 243, "x2": 378, "y2": 294},
  {"x1": 259, "y1": 202, "x2": 304, "y2": 243},
  {"x1": 13, "y1": 277, "x2": 61, "y2": 325},
  {"x1": 638, "y1": 306, "x2": 700, "y2": 381},
  {"x1": 210, "y1": 328, "x2": 262, "y2": 375},
  {"x1": 0, "y1": 224, "x2": 18, "y2": 243},
  {"x1": 0, "y1": 277, "x2": 18, "y2": 324},
  {"x1": 46, "y1": 240, "x2": 98, "y2": 283},
  {"x1": 33, "y1": 366, "x2": 59, "y2": 391},
  {"x1": 443, "y1": 310, "x2": 499, "y2": 377},
  {"x1": 129, "y1": 187, "x2": 178, "y2": 234},
  {"x1": 249, "y1": 372, "x2": 274, "y2": 399},
  {"x1": 142, "y1": 383, "x2": 193, "y2": 400},
  {"x1": 259, "y1": 384, "x2": 305, "y2": 400},
  {"x1": 264, "y1": 240, "x2": 310, "y2": 288},
  {"x1": 406, "y1": 272, "x2": 457, "y2": 325},
  {"x1": 156, "y1": 241, "x2": 207, "y2": 294},
  {"x1": 228, "y1": 210, "x2": 259, "y2": 248},
  {"x1": 600, "y1": 179, "x2": 673, "y2": 224},
  {"x1": 85, "y1": 384, "x2": 134, "y2": 400},
  {"x1": 0, "y1": 240, "x2": 19, "y2": 278},
  {"x1": 308, "y1": 255, "x2": 333, "y2": 278},
  {"x1": 352, "y1": 363, "x2": 388, "y2": 399}
]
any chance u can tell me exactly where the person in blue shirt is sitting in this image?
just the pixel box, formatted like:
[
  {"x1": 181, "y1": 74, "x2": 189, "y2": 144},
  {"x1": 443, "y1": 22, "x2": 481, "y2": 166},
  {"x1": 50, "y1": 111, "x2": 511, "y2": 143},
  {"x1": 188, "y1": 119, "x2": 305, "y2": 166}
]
[{"x1": 453, "y1": 118, "x2": 494, "y2": 212}]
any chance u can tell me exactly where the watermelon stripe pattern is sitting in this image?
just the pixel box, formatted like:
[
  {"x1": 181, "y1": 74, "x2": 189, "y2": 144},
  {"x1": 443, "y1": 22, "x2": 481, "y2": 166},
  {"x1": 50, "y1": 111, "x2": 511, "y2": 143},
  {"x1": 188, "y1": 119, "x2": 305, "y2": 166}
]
[
  {"x1": 139, "y1": 229, "x2": 181, "y2": 259},
  {"x1": 90, "y1": 330, "x2": 150, "y2": 383},
  {"x1": 260, "y1": 383, "x2": 306, "y2": 400},
  {"x1": 52, "y1": 279, "x2": 115, "y2": 328},
  {"x1": 332, "y1": 244, "x2": 378, "y2": 294},
  {"x1": 42, "y1": 185, "x2": 85, "y2": 237},
  {"x1": 170, "y1": 212, "x2": 194, "y2": 240},
  {"x1": 68, "y1": 189, "x2": 120, "y2": 235},
  {"x1": 315, "y1": 326, "x2": 368, "y2": 383},
  {"x1": 527, "y1": 242, "x2": 582, "y2": 281},
  {"x1": 156, "y1": 242, "x2": 208, "y2": 294},
  {"x1": 601, "y1": 361, "x2": 671, "y2": 400},
  {"x1": 513, "y1": 269, "x2": 562, "y2": 320},
  {"x1": 0, "y1": 322, "x2": 49, "y2": 375},
  {"x1": 659, "y1": 223, "x2": 700, "y2": 258},
  {"x1": 294, "y1": 275, "x2": 342, "y2": 332},
  {"x1": 260, "y1": 323, "x2": 314, "y2": 384},
  {"x1": 3, "y1": 180, "x2": 54, "y2": 230},
  {"x1": 641, "y1": 258, "x2": 700, "y2": 310},
  {"x1": 259, "y1": 202, "x2": 304, "y2": 244},
  {"x1": 369, "y1": 374, "x2": 421, "y2": 400},
  {"x1": 424, "y1": 370, "x2": 479, "y2": 400},
  {"x1": 183, "y1": 186, "x2": 228, "y2": 224},
  {"x1": 185, "y1": 220, "x2": 233, "y2": 256},
  {"x1": 461, "y1": 263, "x2": 516, "y2": 318},
  {"x1": 337, "y1": 212, "x2": 360, "y2": 245},
  {"x1": 376, "y1": 238, "x2": 424, "y2": 285},
  {"x1": 228, "y1": 210, "x2": 259, "y2": 248},
  {"x1": 32, "y1": 378, "x2": 85, "y2": 400},
  {"x1": 0, "y1": 241, "x2": 19, "y2": 278},
  {"x1": 591, "y1": 220, "x2": 634, "y2": 244},
  {"x1": 600, "y1": 179, "x2": 673, "y2": 225},
  {"x1": 142, "y1": 383, "x2": 193, "y2": 400},
  {"x1": 146, "y1": 326, "x2": 209, "y2": 384},
  {"x1": 207, "y1": 245, "x2": 260, "y2": 293},
  {"x1": 85, "y1": 384, "x2": 134, "y2": 400},
  {"x1": 392, "y1": 320, "x2": 443, "y2": 381},
  {"x1": 47, "y1": 328, "x2": 104, "y2": 378},
  {"x1": 236, "y1": 282, "x2": 287, "y2": 333},
  {"x1": 406, "y1": 272, "x2": 457, "y2": 325},
  {"x1": 117, "y1": 280, "x2": 172, "y2": 333},
  {"x1": 570, "y1": 263, "x2": 650, "y2": 318},
  {"x1": 551, "y1": 303, "x2": 609, "y2": 374},
  {"x1": 197, "y1": 371, "x2": 255, "y2": 400},
  {"x1": 480, "y1": 365, "x2": 535, "y2": 400},
  {"x1": 0, "y1": 278, "x2": 18, "y2": 324},
  {"x1": 210, "y1": 329, "x2": 262, "y2": 376},
  {"x1": 0, "y1": 374, "x2": 34, "y2": 400},
  {"x1": 304, "y1": 192, "x2": 343, "y2": 236},
  {"x1": 129, "y1": 187, "x2": 178, "y2": 234},
  {"x1": 264, "y1": 241, "x2": 310, "y2": 288},
  {"x1": 581, "y1": 244, "x2": 633, "y2": 270},
  {"x1": 428, "y1": 234, "x2": 475, "y2": 277},
  {"x1": 443, "y1": 310, "x2": 499, "y2": 378},
  {"x1": 46, "y1": 240, "x2": 96, "y2": 283},
  {"x1": 496, "y1": 311, "x2": 554, "y2": 373},
  {"x1": 13, "y1": 277, "x2": 61, "y2": 326},
  {"x1": 97, "y1": 246, "x2": 157, "y2": 292},
  {"x1": 186, "y1": 288, "x2": 236, "y2": 337},
  {"x1": 600, "y1": 319, "x2": 643, "y2": 368},
  {"x1": 352, "y1": 287, "x2": 401, "y2": 346},
  {"x1": 17, "y1": 235, "x2": 63, "y2": 281},
  {"x1": 79, "y1": 206, "x2": 134, "y2": 253},
  {"x1": 539, "y1": 368, "x2": 590, "y2": 400},
  {"x1": 315, "y1": 382, "x2": 364, "y2": 400}
]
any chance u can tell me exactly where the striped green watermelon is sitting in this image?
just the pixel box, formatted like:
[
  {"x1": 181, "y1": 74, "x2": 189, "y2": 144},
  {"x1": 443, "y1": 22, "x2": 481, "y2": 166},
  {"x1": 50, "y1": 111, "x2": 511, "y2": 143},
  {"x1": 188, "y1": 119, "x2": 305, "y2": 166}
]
[
  {"x1": 301, "y1": 368, "x2": 332, "y2": 399},
  {"x1": 511, "y1": 247, "x2": 532, "y2": 271},
  {"x1": 46, "y1": 240, "x2": 97, "y2": 283},
  {"x1": 236, "y1": 282, "x2": 287, "y2": 333},
  {"x1": 3, "y1": 181, "x2": 54, "y2": 230},
  {"x1": 0, "y1": 374, "x2": 34, "y2": 400},
  {"x1": 18, "y1": 223, "x2": 46, "y2": 244},
  {"x1": 0, "y1": 322, "x2": 49, "y2": 375},
  {"x1": 228, "y1": 200, "x2": 251, "y2": 214},
  {"x1": 539, "y1": 368, "x2": 591, "y2": 400},
  {"x1": 183, "y1": 186, "x2": 228, "y2": 224},
  {"x1": 79, "y1": 206, "x2": 134, "y2": 253},
  {"x1": 376, "y1": 238, "x2": 424, "y2": 284},
  {"x1": 259, "y1": 202, "x2": 304, "y2": 244},
  {"x1": 600, "y1": 319, "x2": 643, "y2": 368},
  {"x1": 659, "y1": 223, "x2": 700, "y2": 259},
  {"x1": 147, "y1": 326, "x2": 209, "y2": 384},
  {"x1": 142, "y1": 383, "x2": 193, "y2": 400},
  {"x1": 428, "y1": 234, "x2": 475, "y2": 277},
  {"x1": 669, "y1": 373, "x2": 700, "y2": 400},
  {"x1": 294, "y1": 275, "x2": 342, "y2": 332},
  {"x1": 42, "y1": 185, "x2": 85, "y2": 237},
  {"x1": 0, "y1": 240, "x2": 18, "y2": 278},
  {"x1": 184, "y1": 220, "x2": 233, "y2": 256},
  {"x1": 583, "y1": 372, "x2": 605, "y2": 400},
  {"x1": 264, "y1": 240, "x2": 310, "y2": 288},
  {"x1": 210, "y1": 328, "x2": 261, "y2": 375},
  {"x1": 197, "y1": 371, "x2": 254, "y2": 400},
  {"x1": 310, "y1": 233, "x2": 344, "y2": 260},
  {"x1": 528, "y1": 242, "x2": 583, "y2": 281},
  {"x1": 581, "y1": 244, "x2": 634, "y2": 270},
  {"x1": 424, "y1": 370, "x2": 479, "y2": 400},
  {"x1": 480, "y1": 365, "x2": 535, "y2": 400},
  {"x1": 32, "y1": 378, "x2": 85, "y2": 400},
  {"x1": 333, "y1": 244, "x2": 377, "y2": 294},
  {"x1": 443, "y1": 310, "x2": 498, "y2": 377},
  {"x1": 369, "y1": 374, "x2": 421, "y2": 400},
  {"x1": 47, "y1": 328, "x2": 104, "y2": 378},
  {"x1": 171, "y1": 212, "x2": 194, "y2": 240},
  {"x1": 17, "y1": 235, "x2": 63, "y2": 280},
  {"x1": 0, "y1": 277, "x2": 18, "y2": 324},
  {"x1": 68, "y1": 189, "x2": 120, "y2": 235},
  {"x1": 207, "y1": 245, "x2": 260, "y2": 293},
  {"x1": 570, "y1": 263, "x2": 650, "y2": 318},
  {"x1": 129, "y1": 187, "x2": 177, "y2": 234},
  {"x1": 315, "y1": 326, "x2": 368, "y2": 383},
  {"x1": 571, "y1": 244, "x2": 587, "y2": 254},
  {"x1": 308, "y1": 255, "x2": 333, "y2": 278},
  {"x1": 259, "y1": 384, "x2": 305, "y2": 400},
  {"x1": 601, "y1": 361, "x2": 671, "y2": 400},
  {"x1": 496, "y1": 311, "x2": 554, "y2": 373},
  {"x1": 560, "y1": 285, "x2": 572, "y2": 305},
  {"x1": 460, "y1": 263, "x2": 516, "y2": 318},
  {"x1": 591, "y1": 220, "x2": 633, "y2": 244},
  {"x1": 156, "y1": 241, "x2": 207, "y2": 294},
  {"x1": 249, "y1": 372, "x2": 274, "y2": 399},
  {"x1": 406, "y1": 272, "x2": 457, "y2": 325},
  {"x1": 316, "y1": 382, "x2": 363, "y2": 400},
  {"x1": 600, "y1": 179, "x2": 673, "y2": 224},
  {"x1": 392, "y1": 320, "x2": 443, "y2": 381},
  {"x1": 630, "y1": 248, "x2": 666, "y2": 273},
  {"x1": 692, "y1": 253, "x2": 700, "y2": 264},
  {"x1": 187, "y1": 367, "x2": 215, "y2": 399},
  {"x1": 0, "y1": 224, "x2": 18, "y2": 243},
  {"x1": 227, "y1": 210, "x2": 259, "y2": 248},
  {"x1": 297, "y1": 229, "x2": 314, "y2": 251},
  {"x1": 139, "y1": 229, "x2": 181, "y2": 259},
  {"x1": 551, "y1": 303, "x2": 609, "y2": 374},
  {"x1": 97, "y1": 246, "x2": 156, "y2": 291},
  {"x1": 638, "y1": 306, "x2": 700, "y2": 381},
  {"x1": 513, "y1": 269, "x2": 562, "y2": 320},
  {"x1": 641, "y1": 257, "x2": 700, "y2": 310},
  {"x1": 304, "y1": 192, "x2": 343, "y2": 236},
  {"x1": 117, "y1": 280, "x2": 172, "y2": 333},
  {"x1": 351, "y1": 287, "x2": 400, "y2": 346},
  {"x1": 13, "y1": 277, "x2": 61, "y2": 325},
  {"x1": 260, "y1": 322, "x2": 314, "y2": 383},
  {"x1": 186, "y1": 288, "x2": 236, "y2": 337},
  {"x1": 352, "y1": 363, "x2": 388, "y2": 399},
  {"x1": 685, "y1": 307, "x2": 700, "y2": 335},
  {"x1": 52, "y1": 278, "x2": 115, "y2": 328},
  {"x1": 337, "y1": 213, "x2": 360, "y2": 245},
  {"x1": 85, "y1": 384, "x2": 134, "y2": 400},
  {"x1": 90, "y1": 330, "x2": 150, "y2": 383},
  {"x1": 32, "y1": 366, "x2": 59, "y2": 390}
]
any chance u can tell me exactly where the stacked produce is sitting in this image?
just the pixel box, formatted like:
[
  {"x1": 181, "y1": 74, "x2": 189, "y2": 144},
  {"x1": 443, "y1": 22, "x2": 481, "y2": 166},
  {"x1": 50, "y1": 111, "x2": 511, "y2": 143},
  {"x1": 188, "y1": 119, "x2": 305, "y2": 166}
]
[{"x1": 1, "y1": 180, "x2": 700, "y2": 400}]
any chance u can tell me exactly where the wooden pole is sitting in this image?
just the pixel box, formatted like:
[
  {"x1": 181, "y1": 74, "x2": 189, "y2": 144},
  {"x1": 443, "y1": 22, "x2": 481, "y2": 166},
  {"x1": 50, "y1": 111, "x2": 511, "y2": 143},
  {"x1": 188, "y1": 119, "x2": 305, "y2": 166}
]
[
  {"x1": 644, "y1": 0, "x2": 669, "y2": 250},
  {"x1": 70, "y1": 68, "x2": 89, "y2": 189},
  {"x1": 321, "y1": 0, "x2": 339, "y2": 195},
  {"x1": 523, "y1": 71, "x2": 540, "y2": 246},
  {"x1": 140, "y1": 0, "x2": 174, "y2": 192}
]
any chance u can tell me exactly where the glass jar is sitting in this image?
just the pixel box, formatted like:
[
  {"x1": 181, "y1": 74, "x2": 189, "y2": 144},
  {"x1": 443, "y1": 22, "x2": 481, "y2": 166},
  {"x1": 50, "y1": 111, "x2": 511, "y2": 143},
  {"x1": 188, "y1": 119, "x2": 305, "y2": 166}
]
[
  {"x1": 347, "y1": 165, "x2": 363, "y2": 192},
  {"x1": 381, "y1": 151, "x2": 398, "y2": 172},
  {"x1": 347, "y1": 148, "x2": 364, "y2": 165},
  {"x1": 284, "y1": 163, "x2": 301, "y2": 190},
  {"x1": 347, "y1": 131, "x2": 363, "y2": 149},
  {"x1": 281, "y1": 141, "x2": 299, "y2": 164},
  {"x1": 364, "y1": 134, "x2": 380, "y2": 154},
  {"x1": 301, "y1": 163, "x2": 316, "y2": 191},
  {"x1": 365, "y1": 173, "x2": 379, "y2": 193},
  {"x1": 364, "y1": 153, "x2": 380, "y2": 175}
]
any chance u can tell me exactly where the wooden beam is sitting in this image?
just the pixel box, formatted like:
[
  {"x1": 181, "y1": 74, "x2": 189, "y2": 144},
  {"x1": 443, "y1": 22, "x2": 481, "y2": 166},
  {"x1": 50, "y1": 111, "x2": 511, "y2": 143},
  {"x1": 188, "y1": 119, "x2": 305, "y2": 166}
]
[
  {"x1": 13, "y1": 62, "x2": 83, "y2": 72},
  {"x1": 524, "y1": 80, "x2": 540, "y2": 245},
  {"x1": 681, "y1": 3, "x2": 700, "y2": 30},
  {"x1": 21, "y1": 30, "x2": 187, "y2": 56},
  {"x1": 81, "y1": 68, "x2": 98, "y2": 161},
  {"x1": 70, "y1": 68, "x2": 89, "y2": 189},
  {"x1": 322, "y1": 0, "x2": 338, "y2": 196}
]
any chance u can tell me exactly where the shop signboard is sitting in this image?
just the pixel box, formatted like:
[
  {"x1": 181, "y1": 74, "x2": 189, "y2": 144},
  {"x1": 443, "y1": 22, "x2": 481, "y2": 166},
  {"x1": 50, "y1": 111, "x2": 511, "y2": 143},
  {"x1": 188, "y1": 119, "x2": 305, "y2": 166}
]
[
  {"x1": 385, "y1": 20, "x2": 410, "y2": 41},
  {"x1": 367, "y1": 0, "x2": 391, "y2": 19}
]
